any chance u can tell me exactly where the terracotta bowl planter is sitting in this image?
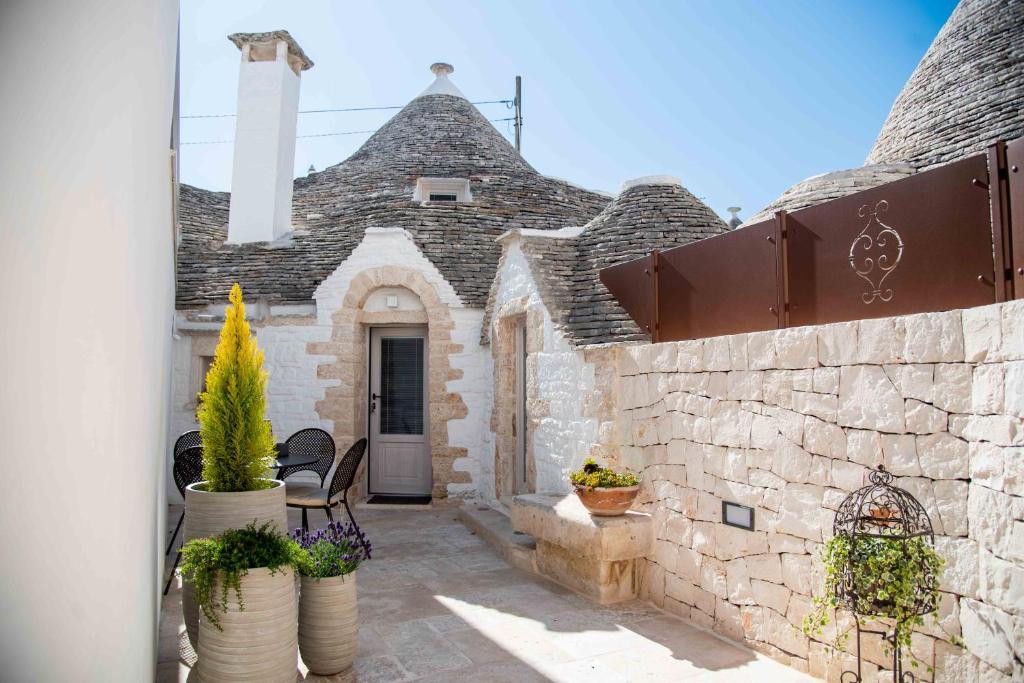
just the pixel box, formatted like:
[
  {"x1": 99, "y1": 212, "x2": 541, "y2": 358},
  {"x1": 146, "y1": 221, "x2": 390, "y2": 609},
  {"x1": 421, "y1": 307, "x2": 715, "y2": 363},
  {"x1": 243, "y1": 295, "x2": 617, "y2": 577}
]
[
  {"x1": 299, "y1": 572, "x2": 358, "y2": 675},
  {"x1": 574, "y1": 485, "x2": 640, "y2": 516},
  {"x1": 197, "y1": 567, "x2": 298, "y2": 683},
  {"x1": 183, "y1": 480, "x2": 288, "y2": 648}
]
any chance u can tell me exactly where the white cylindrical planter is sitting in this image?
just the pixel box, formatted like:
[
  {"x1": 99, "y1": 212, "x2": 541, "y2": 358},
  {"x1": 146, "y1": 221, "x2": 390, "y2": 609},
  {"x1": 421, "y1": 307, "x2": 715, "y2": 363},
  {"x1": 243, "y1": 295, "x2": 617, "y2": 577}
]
[
  {"x1": 197, "y1": 567, "x2": 298, "y2": 683},
  {"x1": 298, "y1": 572, "x2": 358, "y2": 675},
  {"x1": 182, "y1": 480, "x2": 288, "y2": 648}
]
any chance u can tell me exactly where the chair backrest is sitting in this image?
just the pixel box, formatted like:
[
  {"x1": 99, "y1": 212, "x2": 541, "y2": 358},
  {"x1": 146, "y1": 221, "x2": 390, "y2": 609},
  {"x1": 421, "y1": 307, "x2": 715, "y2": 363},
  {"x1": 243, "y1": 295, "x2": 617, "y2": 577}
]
[
  {"x1": 328, "y1": 438, "x2": 368, "y2": 500},
  {"x1": 173, "y1": 430, "x2": 202, "y2": 459},
  {"x1": 173, "y1": 445, "x2": 205, "y2": 497},
  {"x1": 282, "y1": 428, "x2": 336, "y2": 485}
]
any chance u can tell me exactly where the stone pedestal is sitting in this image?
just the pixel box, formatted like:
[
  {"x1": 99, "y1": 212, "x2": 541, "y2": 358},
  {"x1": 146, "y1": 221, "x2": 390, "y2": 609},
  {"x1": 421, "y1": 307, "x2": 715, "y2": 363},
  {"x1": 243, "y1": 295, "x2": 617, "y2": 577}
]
[{"x1": 510, "y1": 493, "x2": 653, "y2": 604}]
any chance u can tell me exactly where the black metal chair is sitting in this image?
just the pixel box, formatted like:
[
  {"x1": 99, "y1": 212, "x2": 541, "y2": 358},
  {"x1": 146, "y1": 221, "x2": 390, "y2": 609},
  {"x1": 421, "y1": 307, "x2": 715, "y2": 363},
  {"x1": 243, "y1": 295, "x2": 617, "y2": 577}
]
[
  {"x1": 163, "y1": 445, "x2": 204, "y2": 595},
  {"x1": 285, "y1": 438, "x2": 368, "y2": 547},
  {"x1": 173, "y1": 430, "x2": 202, "y2": 459},
  {"x1": 278, "y1": 428, "x2": 335, "y2": 484}
]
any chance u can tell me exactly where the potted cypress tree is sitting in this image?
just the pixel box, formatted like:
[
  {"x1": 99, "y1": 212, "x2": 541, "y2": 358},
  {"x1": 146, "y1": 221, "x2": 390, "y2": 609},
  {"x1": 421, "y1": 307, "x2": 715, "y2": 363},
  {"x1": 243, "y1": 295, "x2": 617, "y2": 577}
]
[{"x1": 182, "y1": 283, "x2": 288, "y2": 647}]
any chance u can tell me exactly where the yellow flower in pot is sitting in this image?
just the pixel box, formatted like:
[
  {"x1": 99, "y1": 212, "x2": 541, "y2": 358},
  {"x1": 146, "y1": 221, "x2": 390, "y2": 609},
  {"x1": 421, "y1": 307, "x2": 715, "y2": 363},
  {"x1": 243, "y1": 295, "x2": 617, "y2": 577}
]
[{"x1": 569, "y1": 458, "x2": 641, "y2": 516}]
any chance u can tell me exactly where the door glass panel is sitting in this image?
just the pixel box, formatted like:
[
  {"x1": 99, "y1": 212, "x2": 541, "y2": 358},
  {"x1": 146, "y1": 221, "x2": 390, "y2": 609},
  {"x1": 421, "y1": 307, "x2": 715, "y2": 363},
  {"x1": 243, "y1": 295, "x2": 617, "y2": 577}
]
[{"x1": 380, "y1": 337, "x2": 424, "y2": 435}]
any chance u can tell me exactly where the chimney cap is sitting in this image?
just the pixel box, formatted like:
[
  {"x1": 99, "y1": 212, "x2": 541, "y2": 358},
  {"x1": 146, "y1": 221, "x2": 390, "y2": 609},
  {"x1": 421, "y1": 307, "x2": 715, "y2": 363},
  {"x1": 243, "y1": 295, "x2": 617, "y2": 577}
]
[
  {"x1": 418, "y1": 62, "x2": 466, "y2": 100},
  {"x1": 430, "y1": 62, "x2": 455, "y2": 76},
  {"x1": 228, "y1": 30, "x2": 314, "y2": 72}
]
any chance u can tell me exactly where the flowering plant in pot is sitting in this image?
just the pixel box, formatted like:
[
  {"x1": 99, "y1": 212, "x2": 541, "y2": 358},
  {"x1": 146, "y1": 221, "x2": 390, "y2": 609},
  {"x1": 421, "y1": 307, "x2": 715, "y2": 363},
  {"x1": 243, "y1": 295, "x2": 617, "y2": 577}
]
[
  {"x1": 183, "y1": 283, "x2": 287, "y2": 646},
  {"x1": 569, "y1": 458, "x2": 641, "y2": 516},
  {"x1": 181, "y1": 522, "x2": 305, "y2": 683},
  {"x1": 292, "y1": 522, "x2": 372, "y2": 676}
]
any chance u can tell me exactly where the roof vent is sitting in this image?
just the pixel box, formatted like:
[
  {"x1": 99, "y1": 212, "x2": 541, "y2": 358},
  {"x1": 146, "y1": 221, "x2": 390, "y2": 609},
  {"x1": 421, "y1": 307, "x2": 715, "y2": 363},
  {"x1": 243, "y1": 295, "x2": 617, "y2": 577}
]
[
  {"x1": 417, "y1": 62, "x2": 467, "y2": 100},
  {"x1": 727, "y1": 206, "x2": 742, "y2": 229}
]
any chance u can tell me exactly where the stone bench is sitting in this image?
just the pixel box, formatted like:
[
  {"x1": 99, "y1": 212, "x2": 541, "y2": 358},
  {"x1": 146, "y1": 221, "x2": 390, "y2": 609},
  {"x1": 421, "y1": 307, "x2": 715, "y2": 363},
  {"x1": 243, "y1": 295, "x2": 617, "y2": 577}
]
[{"x1": 510, "y1": 493, "x2": 653, "y2": 604}]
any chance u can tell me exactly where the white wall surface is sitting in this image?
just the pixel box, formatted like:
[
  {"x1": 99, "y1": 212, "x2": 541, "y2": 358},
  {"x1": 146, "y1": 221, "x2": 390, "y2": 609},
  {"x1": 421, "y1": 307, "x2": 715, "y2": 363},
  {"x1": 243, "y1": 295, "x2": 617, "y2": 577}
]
[
  {"x1": 227, "y1": 55, "x2": 301, "y2": 243},
  {"x1": 0, "y1": 1, "x2": 179, "y2": 680},
  {"x1": 492, "y1": 239, "x2": 599, "y2": 496}
]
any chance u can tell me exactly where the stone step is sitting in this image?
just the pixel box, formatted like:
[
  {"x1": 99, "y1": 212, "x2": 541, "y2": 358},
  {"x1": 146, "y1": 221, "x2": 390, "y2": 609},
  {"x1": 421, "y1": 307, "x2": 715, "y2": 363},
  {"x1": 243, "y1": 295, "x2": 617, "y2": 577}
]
[{"x1": 457, "y1": 505, "x2": 537, "y2": 574}]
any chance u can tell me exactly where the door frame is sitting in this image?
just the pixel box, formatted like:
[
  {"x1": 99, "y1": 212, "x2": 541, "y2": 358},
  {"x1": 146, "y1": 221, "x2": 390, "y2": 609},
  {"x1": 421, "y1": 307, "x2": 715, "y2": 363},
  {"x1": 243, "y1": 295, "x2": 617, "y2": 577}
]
[
  {"x1": 513, "y1": 320, "x2": 528, "y2": 495},
  {"x1": 366, "y1": 325, "x2": 431, "y2": 496}
]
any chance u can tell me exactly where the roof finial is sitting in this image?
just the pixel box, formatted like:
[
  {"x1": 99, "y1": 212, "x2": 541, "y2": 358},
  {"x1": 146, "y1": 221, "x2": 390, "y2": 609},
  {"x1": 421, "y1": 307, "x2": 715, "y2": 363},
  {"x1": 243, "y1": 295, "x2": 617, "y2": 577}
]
[{"x1": 417, "y1": 62, "x2": 466, "y2": 100}]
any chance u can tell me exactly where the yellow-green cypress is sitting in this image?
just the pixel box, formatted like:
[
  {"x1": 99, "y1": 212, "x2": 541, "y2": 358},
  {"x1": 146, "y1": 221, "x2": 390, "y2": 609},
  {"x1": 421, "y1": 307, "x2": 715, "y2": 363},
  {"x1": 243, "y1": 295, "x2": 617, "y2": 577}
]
[{"x1": 197, "y1": 283, "x2": 275, "y2": 491}]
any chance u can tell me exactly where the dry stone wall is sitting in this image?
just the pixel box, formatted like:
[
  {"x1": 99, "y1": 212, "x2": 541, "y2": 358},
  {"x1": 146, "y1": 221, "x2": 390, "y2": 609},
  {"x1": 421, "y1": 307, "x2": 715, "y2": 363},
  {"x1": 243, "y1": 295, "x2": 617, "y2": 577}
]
[{"x1": 611, "y1": 301, "x2": 1024, "y2": 681}]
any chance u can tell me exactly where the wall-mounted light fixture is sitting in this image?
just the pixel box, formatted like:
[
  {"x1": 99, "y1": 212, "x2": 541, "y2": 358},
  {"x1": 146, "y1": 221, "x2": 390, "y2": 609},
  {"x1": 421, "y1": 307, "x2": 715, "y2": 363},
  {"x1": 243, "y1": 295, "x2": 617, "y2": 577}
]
[{"x1": 722, "y1": 501, "x2": 755, "y2": 531}]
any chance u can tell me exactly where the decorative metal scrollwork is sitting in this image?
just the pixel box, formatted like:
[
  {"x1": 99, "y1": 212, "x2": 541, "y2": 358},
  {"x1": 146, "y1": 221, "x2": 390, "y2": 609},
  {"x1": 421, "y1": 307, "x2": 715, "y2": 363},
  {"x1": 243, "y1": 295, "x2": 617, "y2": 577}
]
[
  {"x1": 849, "y1": 200, "x2": 904, "y2": 304},
  {"x1": 832, "y1": 465, "x2": 937, "y2": 682}
]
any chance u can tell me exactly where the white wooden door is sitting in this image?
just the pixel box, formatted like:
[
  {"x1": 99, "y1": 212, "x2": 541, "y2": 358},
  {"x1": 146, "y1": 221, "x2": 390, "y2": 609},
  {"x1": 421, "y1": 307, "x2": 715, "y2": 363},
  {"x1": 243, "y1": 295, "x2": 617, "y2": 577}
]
[{"x1": 369, "y1": 327, "x2": 431, "y2": 495}]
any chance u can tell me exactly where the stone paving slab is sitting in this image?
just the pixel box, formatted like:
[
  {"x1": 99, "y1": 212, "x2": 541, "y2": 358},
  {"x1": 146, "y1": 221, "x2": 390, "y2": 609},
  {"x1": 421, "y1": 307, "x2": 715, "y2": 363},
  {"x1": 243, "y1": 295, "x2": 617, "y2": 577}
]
[{"x1": 158, "y1": 505, "x2": 817, "y2": 682}]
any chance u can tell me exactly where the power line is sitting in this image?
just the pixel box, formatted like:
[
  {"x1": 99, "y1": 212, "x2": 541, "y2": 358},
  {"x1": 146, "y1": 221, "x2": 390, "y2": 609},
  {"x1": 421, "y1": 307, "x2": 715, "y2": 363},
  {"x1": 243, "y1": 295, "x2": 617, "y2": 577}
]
[
  {"x1": 182, "y1": 99, "x2": 513, "y2": 119},
  {"x1": 181, "y1": 117, "x2": 516, "y2": 145}
]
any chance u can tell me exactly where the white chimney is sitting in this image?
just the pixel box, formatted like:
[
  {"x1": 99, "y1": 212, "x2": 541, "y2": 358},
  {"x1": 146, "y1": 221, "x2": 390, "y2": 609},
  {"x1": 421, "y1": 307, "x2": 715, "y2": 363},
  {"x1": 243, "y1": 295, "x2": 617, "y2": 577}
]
[{"x1": 226, "y1": 31, "x2": 313, "y2": 244}]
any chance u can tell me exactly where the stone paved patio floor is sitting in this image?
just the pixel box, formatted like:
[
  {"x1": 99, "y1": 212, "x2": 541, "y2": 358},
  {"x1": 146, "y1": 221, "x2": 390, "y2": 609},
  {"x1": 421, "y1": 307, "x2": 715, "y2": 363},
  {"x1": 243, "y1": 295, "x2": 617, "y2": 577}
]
[{"x1": 158, "y1": 505, "x2": 816, "y2": 682}]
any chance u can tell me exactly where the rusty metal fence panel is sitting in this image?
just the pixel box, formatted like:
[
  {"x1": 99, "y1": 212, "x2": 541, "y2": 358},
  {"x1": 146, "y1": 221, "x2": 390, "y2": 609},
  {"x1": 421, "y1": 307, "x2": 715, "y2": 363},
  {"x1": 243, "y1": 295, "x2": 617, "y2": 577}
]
[
  {"x1": 657, "y1": 219, "x2": 779, "y2": 340},
  {"x1": 601, "y1": 140, "x2": 1024, "y2": 343},
  {"x1": 785, "y1": 153, "x2": 995, "y2": 327},
  {"x1": 599, "y1": 252, "x2": 656, "y2": 337}
]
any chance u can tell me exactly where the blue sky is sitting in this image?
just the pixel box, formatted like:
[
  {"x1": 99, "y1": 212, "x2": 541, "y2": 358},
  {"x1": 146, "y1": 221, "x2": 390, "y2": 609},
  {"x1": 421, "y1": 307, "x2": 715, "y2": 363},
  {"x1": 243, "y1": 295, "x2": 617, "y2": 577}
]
[{"x1": 180, "y1": 0, "x2": 958, "y2": 221}]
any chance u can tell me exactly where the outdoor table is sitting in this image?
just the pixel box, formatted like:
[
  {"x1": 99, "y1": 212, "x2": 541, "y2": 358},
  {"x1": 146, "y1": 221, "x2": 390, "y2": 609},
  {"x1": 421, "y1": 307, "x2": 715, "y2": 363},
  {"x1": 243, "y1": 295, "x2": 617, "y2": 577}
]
[{"x1": 272, "y1": 443, "x2": 317, "y2": 479}]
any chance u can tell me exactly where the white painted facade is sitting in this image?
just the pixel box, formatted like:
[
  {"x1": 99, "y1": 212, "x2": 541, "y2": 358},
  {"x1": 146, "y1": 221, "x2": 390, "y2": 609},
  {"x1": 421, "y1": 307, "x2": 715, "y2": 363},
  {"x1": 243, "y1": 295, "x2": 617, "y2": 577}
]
[
  {"x1": 0, "y1": 0, "x2": 178, "y2": 679},
  {"x1": 490, "y1": 236, "x2": 600, "y2": 496},
  {"x1": 227, "y1": 39, "x2": 303, "y2": 244},
  {"x1": 169, "y1": 227, "x2": 494, "y2": 501}
]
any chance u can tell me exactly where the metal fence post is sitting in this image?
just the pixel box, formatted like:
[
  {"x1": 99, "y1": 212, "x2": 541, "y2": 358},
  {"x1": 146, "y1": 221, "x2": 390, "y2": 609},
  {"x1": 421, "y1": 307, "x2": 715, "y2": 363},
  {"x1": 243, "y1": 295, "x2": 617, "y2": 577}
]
[
  {"x1": 650, "y1": 250, "x2": 661, "y2": 343},
  {"x1": 988, "y1": 141, "x2": 1013, "y2": 302},
  {"x1": 772, "y1": 210, "x2": 790, "y2": 328}
]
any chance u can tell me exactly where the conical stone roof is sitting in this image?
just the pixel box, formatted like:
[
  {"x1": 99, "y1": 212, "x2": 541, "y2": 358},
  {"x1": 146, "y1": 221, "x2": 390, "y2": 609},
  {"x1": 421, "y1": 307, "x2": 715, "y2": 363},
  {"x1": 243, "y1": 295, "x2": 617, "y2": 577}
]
[
  {"x1": 176, "y1": 68, "x2": 609, "y2": 309},
  {"x1": 867, "y1": 0, "x2": 1024, "y2": 169},
  {"x1": 488, "y1": 177, "x2": 728, "y2": 346}
]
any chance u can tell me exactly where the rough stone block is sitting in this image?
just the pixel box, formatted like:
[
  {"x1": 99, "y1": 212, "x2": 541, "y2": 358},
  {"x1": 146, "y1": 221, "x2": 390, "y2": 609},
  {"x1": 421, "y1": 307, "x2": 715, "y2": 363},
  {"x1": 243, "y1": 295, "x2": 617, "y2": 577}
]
[
  {"x1": 960, "y1": 598, "x2": 1016, "y2": 675},
  {"x1": 899, "y1": 311, "x2": 964, "y2": 363},
  {"x1": 881, "y1": 433, "x2": 920, "y2": 476},
  {"x1": 838, "y1": 365, "x2": 905, "y2": 432},
  {"x1": 905, "y1": 398, "x2": 948, "y2": 434},
  {"x1": 933, "y1": 479, "x2": 968, "y2": 537},
  {"x1": 774, "y1": 327, "x2": 818, "y2": 369},
  {"x1": 703, "y1": 336, "x2": 731, "y2": 372},
  {"x1": 727, "y1": 370, "x2": 764, "y2": 401},
  {"x1": 817, "y1": 321, "x2": 858, "y2": 367},
  {"x1": 747, "y1": 330, "x2": 777, "y2": 370},
  {"x1": 962, "y1": 414, "x2": 1022, "y2": 447},
  {"x1": 915, "y1": 432, "x2": 968, "y2": 479},
  {"x1": 846, "y1": 429, "x2": 883, "y2": 467},
  {"x1": 803, "y1": 417, "x2": 846, "y2": 459},
  {"x1": 857, "y1": 317, "x2": 904, "y2": 364},
  {"x1": 1004, "y1": 361, "x2": 1024, "y2": 418},
  {"x1": 772, "y1": 439, "x2": 812, "y2": 483},
  {"x1": 978, "y1": 547, "x2": 1024, "y2": 616},
  {"x1": 792, "y1": 391, "x2": 838, "y2": 422},
  {"x1": 962, "y1": 303, "x2": 1003, "y2": 363},
  {"x1": 933, "y1": 363, "x2": 973, "y2": 413},
  {"x1": 972, "y1": 364, "x2": 1005, "y2": 415},
  {"x1": 776, "y1": 484, "x2": 824, "y2": 541},
  {"x1": 936, "y1": 536, "x2": 979, "y2": 598}
]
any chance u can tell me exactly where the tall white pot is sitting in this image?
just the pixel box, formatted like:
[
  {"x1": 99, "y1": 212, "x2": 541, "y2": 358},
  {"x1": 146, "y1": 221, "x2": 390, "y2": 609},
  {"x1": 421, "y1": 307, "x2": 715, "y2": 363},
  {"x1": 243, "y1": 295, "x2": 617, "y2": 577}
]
[
  {"x1": 299, "y1": 572, "x2": 358, "y2": 675},
  {"x1": 197, "y1": 567, "x2": 298, "y2": 683},
  {"x1": 182, "y1": 480, "x2": 288, "y2": 648}
]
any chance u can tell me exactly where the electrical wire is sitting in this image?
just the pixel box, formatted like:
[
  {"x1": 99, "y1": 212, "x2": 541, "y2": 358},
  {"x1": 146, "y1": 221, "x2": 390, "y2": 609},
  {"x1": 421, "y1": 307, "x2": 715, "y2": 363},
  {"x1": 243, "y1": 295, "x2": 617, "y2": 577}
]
[
  {"x1": 182, "y1": 117, "x2": 516, "y2": 145},
  {"x1": 182, "y1": 99, "x2": 512, "y2": 119}
]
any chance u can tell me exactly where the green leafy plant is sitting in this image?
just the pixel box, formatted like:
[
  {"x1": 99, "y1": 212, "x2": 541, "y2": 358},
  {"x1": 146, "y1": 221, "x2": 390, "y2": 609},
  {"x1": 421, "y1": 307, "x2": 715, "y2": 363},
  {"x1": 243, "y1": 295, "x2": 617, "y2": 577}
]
[
  {"x1": 197, "y1": 283, "x2": 276, "y2": 492},
  {"x1": 569, "y1": 458, "x2": 640, "y2": 489},
  {"x1": 181, "y1": 521, "x2": 306, "y2": 631},
  {"x1": 803, "y1": 533, "x2": 949, "y2": 671}
]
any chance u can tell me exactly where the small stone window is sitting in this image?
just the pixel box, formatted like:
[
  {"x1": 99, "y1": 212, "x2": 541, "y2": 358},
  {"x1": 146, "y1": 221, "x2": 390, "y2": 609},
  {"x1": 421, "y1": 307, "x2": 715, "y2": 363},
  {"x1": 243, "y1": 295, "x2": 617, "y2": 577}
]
[{"x1": 414, "y1": 177, "x2": 472, "y2": 204}]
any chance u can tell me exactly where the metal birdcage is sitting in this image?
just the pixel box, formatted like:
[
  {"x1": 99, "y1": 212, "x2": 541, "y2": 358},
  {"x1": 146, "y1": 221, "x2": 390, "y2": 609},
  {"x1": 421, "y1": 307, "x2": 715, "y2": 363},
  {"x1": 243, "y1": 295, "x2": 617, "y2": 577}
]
[{"x1": 831, "y1": 465, "x2": 939, "y2": 682}]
